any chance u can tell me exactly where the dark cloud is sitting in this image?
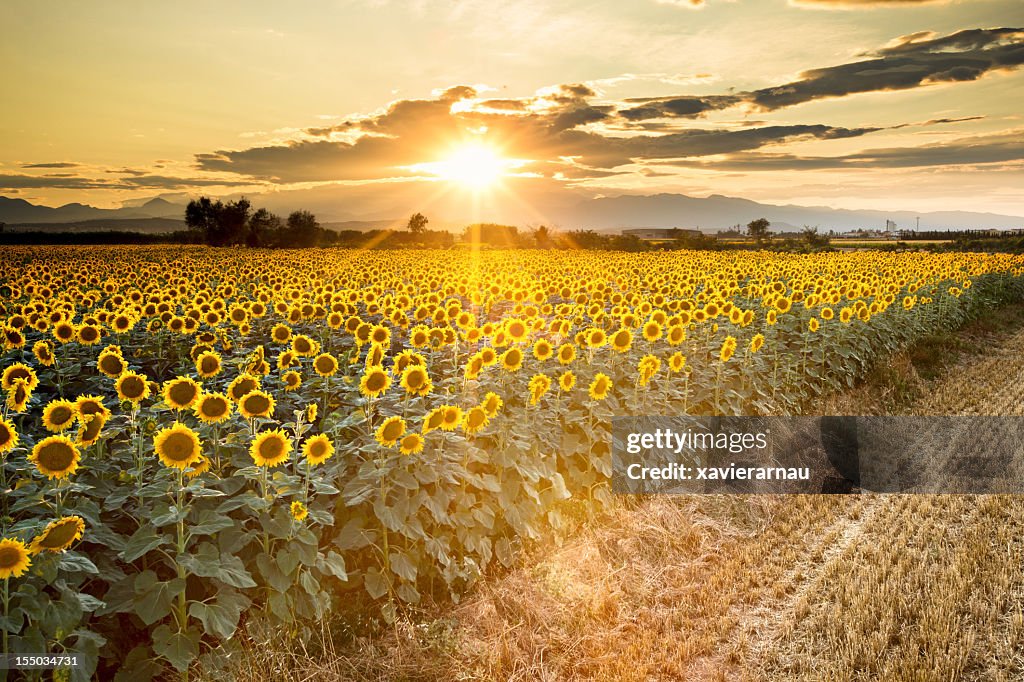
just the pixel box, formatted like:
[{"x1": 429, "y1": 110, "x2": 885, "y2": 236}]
[
  {"x1": 0, "y1": 173, "x2": 256, "y2": 191},
  {"x1": 619, "y1": 27, "x2": 1023, "y2": 120},
  {"x1": 665, "y1": 130, "x2": 1024, "y2": 171},
  {"x1": 20, "y1": 162, "x2": 81, "y2": 169}
]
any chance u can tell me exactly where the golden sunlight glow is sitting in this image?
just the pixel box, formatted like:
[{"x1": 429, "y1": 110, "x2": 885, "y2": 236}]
[{"x1": 411, "y1": 144, "x2": 518, "y2": 189}]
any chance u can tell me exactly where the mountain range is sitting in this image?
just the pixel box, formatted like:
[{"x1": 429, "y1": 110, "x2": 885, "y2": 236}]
[{"x1": 2, "y1": 194, "x2": 1022, "y2": 233}]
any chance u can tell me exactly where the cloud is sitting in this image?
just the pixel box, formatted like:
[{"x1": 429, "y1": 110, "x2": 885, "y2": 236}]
[
  {"x1": 667, "y1": 129, "x2": 1024, "y2": 171},
  {"x1": 194, "y1": 82, "x2": 879, "y2": 182},
  {"x1": 20, "y1": 162, "x2": 81, "y2": 169},
  {"x1": 0, "y1": 173, "x2": 257, "y2": 191},
  {"x1": 620, "y1": 27, "x2": 1024, "y2": 119}
]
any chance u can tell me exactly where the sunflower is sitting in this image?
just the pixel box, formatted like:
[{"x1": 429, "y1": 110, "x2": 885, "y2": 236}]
[
  {"x1": 313, "y1": 353, "x2": 339, "y2": 378},
  {"x1": 821, "y1": 306, "x2": 835, "y2": 321},
  {"x1": 532, "y1": 338, "x2": 553, "y2": 362},
  {"x1": 479, "y1": 347, "x2": 498, "y2": 366},
  {"x1": 557, "y1": 343, "x2": 576, "y2": 365},
  {"x1": 587, "y1": 328, "x2": 607, "y2": 348},
  {"x1": 271, "y1": 323, "x2": 292, "y2": 344},
  {"x1": 238, "y1": 390, "x2": 275, "y2": 419},
  {"x1": 588, "y1": 373, "x2": 612, "y2": 401},
  {"x1": 375, "y1": 416, "x2": 407, "y2": 447},
  {"x1": 77, "y1": 324, "x2": 102, "y2": 346},
  {"x1": 482, "y1": 391, "x2": 503, "y2": 418},
  {"x1": 422, "y1": 406, "x2": 446, "y2": 434},
  {"x1": 153, "y1": 423, "x2": 203, "y2": 470},
  {"x1": 750, "y1": 333, "x2": 765, "y2": 354},
  {"x1": 74, "y1": 395, "x2": 109, "y2": 446},
  {"x1": 0, "y1": 538, "x2": 31, "y2": 579},
  {"x1": 668, "y1": 352, "x2": 687, "y2": 373},
  {"x1": 775, "y1": 297, "x2": 792, "y2": 314},
  {"x1": 282, "y1": 370, "x2": 302, "y2": 392},
  {"x1": 399, "y1": 432, "x2": 425, "y2": 455},
  {"x1": 720, "y1": 337, "x2": 737, "y2": 362},
  {"x1": 185, "y1": 455, "x2": 211, "y2": 479},
  {"x1": 162, "y1": 376, "x2": 201, "y2": 410},
  {"x1": 6, "y1": 380, "x2": 30, "y2": 413},
  {"x1": 227, "y1": 373, "x2": 261, "y2": 402},
  {"x1": 94, "y1": 348, "x2": 125, "y2": 378},
  {"x1": 528, "y1": 374, "x2": 551, "y2": 406},
  {"x1": 506, "y1": 318, "x2": 529, "y2": 342},
  {"x1": 40, "y1": 400, "x2": 76, "y2": 433},
  {"x1": 610, "y1": 328, "x2": 633, "y2": 353},
  {"x1": 641, "y1": 321, "x2": 662, "y2": 343},
  {"x1": 370, "y1": 325, "x2": 391, "y2": 346},
  {"x1": 305, "y1": 403, "x2": 317, "y2": 423},
  {"x1": 462, "y1": 406, "x2": 490, "y2": 435},
  {"x1": 29, "y1": 516, "x2": 85, "y2": 554},
  {"x1": 302, "y1": 434, "x2": 335, "y2": 465},
  {"x1": 29, "y1": 435, "x2": 81, "y2": 479},
  {"x1": 400, "y1": 365, "x2": 432, "y2": 397},
  {"x1": 638, "y1": 355, "x2": 661, "y2": 387},
  {"x1": 290, "y1": 501, "x2": 308, "y2": 522},
  {"x1": 291, "y1": 335, "x2": 319, "y2": 357},
  {"x1": 809, "y1": 317, "x2": 820, "y2": 333},
  {"x1": 116, "y1": 371, "x2": 151, "y2": 405},
  {"x1": 0, "y1": 417, "x2": 18, "y2": 454},
  {"x1": 2, "y1": 362, "x2": 39, "y2": 392},
  {"x1": 500, "y1": 347, "x2": 523, "y2": 373},
  {"x1": 360, "y1": 367, "x2": 391, "y2": 398},
  {"x1": 32, "y1": 340, "x2": 55, "y2": 367},
  {"x1": 364, "y1": 343, "x2": 386, "y2": 368},
  {"x1": 191, "y1": 393, "x2": 230, "y2": 425},
  {"x1": 52, "y1": 321, "x2": 76, "y2": 344},
  {"x1": 250, "y1": 429, "x2": 292, "y2": 467},
  {"x1": 666, "y1": 325, "x2": 686, "y2": 346},
  {"x1": 559, "y1": 370, "x2": 576, "y2": 392},
  {"x1": 441, "y1": 406, "x2": 463, "y2": 431},
  {"x1": 195, "y1": 351, "x2": 223, "y2": 378},
  {"x1": 277, "y1": 350, "x2": 299, "y2": 370}
]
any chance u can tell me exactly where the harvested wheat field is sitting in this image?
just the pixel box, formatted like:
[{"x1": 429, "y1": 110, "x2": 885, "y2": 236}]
[{"x1": 272, "y1": 321, "x2": 1024, "y2": 682}]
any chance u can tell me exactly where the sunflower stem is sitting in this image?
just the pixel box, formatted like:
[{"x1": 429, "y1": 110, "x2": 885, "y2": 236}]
[{"x1": 2, "y1": 577, "x2": 8, "y2": 657}]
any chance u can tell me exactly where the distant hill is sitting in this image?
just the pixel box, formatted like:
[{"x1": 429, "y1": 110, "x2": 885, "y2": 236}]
[
  {"x1": 0, "y1": 196, "x2": 184, "y2": 224},
  {"x1": 554, "y1": 194, "x2": 1024, "y2": 232},
  {"x1": 2, "y1": 192, "x2": 1022, "y2": 234}
]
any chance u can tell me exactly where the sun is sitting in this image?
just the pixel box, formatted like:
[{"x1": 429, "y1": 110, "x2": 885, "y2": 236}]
[{"x1": 414, "y1": 144, "x2": 515, "y2": 189}]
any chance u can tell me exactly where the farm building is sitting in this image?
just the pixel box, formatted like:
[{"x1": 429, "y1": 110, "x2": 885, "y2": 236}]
[{"x1": 621, "y1": 228, "x2": 702, "y2": 240}]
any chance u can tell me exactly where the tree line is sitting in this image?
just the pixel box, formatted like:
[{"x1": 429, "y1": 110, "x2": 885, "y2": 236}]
[{"x1": 185, "y1": 197, "x2": 337, "y2": 247}]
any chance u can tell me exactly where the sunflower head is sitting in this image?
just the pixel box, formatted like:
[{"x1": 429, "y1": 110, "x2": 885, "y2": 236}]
[
  {"x1": 588, "y1": 373, "x2": 612, "y2": 401},
  {"x1": 2, "y1": 362, "x2": 39, "y2": 392},
  {"x1": 360, "y1": 367, "x2": 392, "y2": 399},
  {"x1": 194, "y1": 392, "x2": 233, "y2": 424},
  {"x1": 195, "y1": 351, "x2": 223, "y2": 378},
  {"x1": 228, "y1": 373, "x2": 261, "y2": 402},
  {"x1": 290, "y1": 501, "x2": 308, "y2": 522},
  {"x1": 0, "y1": 417, "x2": 18, "y2": 454},
  {"x1": 375, "y1": 416, "x2": 407, "y2": 447},
  {"x1": 0, "y1": 538, "x2": 32, "y2": 579},
  {"x1": 116, "y1": 371, "x2": 151, "y2": 405},
  {"x1": 29, "y1": 435, "x2": 81, "y2": 480},
  {"x1": 153, "y1": 423, "x2": 203, "y2": 470},
  {"x1": 462, "y1": 406, "x2": 489, "y2": 435},
  {"x1": 250, "y1": 429, "x2": 292, "y2": 467},
  {"x1": 29, "y1": 516, "x2": 86, "y2": 554},
  {"x1": 302, "y1": 434, "x2": 335, "y2": 465},
  {"x1": 163, "y1": 376, "x2": 202, "y2": 410},
  {"x1": 313, "y1": 353, "x2": 339, "y2": 378},
  {"x1": 42, "y1": 399, "x2": 78, "y2": 433},
  {"x1": 238, "y1": 390, "x2": 275, "y2": 419},
  {"x1": 399, "y1": 432, "x2": 425, "y2": 456}
]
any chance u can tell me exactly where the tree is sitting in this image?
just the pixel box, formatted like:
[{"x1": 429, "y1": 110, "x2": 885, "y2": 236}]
[
  {"x1": 532, "y1": 224, "x2": 552, "y2": 248},
  {"x1": 286, "y1": 210, "x2": 322, "y2": 248},
  {"x1": 184, "y1": 196, "x2": 251, "y2": 246},
  {"x1": 407, "y1": 212, "x2": 428, "y2": 235},
  {"x1": 747, "y1": 217, "x2": 771, "y2": 242},
  {"x1": 247, "y1": 208, "x2": 282, "y2": 247}
]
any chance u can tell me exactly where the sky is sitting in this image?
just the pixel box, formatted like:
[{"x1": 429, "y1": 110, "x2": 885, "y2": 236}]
[{"x1": 1, "y1": 0, "x2": 1023, "y2": 221}]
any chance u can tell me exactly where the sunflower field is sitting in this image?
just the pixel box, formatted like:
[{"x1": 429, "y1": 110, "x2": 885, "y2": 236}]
[{"x1": 1, "y1": 245, "x2": 1023, "y2": 680}]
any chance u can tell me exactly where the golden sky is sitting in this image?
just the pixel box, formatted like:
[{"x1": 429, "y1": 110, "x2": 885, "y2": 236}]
[{"x1": 2, "y1": 0, "x2": 1023, "y2": 219}]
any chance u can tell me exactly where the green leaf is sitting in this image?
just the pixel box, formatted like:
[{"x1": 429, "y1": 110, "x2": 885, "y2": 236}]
[
  {"x1": 152, "y1": 623, "x2": 199, "y2": 673},
  {"x1": 389, "y1": 551, "x2": 417, "y2": 582},
  {"x1": 316, "y1": 551, "x2": 348, "y2": 580},
  {"x1": 59, "y1": 552, "x2": 100, "y2": 574},
  {"x1": 120, "y1": 527, "x2": 168, "y2": 562},
  {"x1": 188, "y1": 597, "x2": 244, "y2": 641},
  {"x1": 363, "y1": 568, "x2": 389, "y2": 600},
  {"x1": 189, "y1": 510, "x2": 237, "y2": 536}
]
